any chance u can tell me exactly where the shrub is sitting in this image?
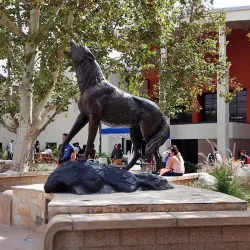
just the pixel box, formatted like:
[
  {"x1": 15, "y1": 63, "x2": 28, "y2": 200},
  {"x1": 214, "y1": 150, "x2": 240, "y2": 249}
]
[
  {"x1": 30, "y1": 163, "x2": 57, "y2": 171},
  {"x1": 52, "y1": 148, "x2": 58, "y2": 157},
  {"x1": 97, "y1": 153, "x2": 111, "y2": 164},
  {"x1": 184, "y1": 161, "x2": 198, "y2": 173},
  {"x1": 207, "y1": 161, "x2": 250, "y2": 201},
  {"x1": 1, "y1": 151, "x2": 8, "y2": 160}
]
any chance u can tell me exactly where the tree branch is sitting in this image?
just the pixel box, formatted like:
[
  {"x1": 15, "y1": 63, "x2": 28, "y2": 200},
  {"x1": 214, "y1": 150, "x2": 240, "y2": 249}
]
[
  {"x1": 104, "y1": 54, "x2": 126, "y2": 72},
  {"x1": 0, "y1": 10, "x2": 26, "y2": 37},
  {"x1": 38, "y1": 109, "x2": 61, "y2": 135},
  {"x1": 15, "y1": 3, "x2": 22, "y2": 30},
  {"x1": 40, "y1": 105, "x2": 56, "y2": 122},
  {"x1": 36, "y1": 3, "x2": 64, "y2": 38},
  {"x1": 34, "y1": 10, "x2": 75, "y2": 117},
  {"x1": 0, "y1": 118, "x2": 16, "y2": 134}
]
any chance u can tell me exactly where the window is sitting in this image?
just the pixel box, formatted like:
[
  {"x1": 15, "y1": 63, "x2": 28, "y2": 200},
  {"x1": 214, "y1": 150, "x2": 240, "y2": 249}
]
[
  {"x1": 170, "y1": 107, "x2": 192, "y2": 125},
  {"x1": 229, "y1": 90, "x2": 246, "y2": 123},
  {"x1": 12, "y1": 85, "x2": 20, "y2": 93},
  {"x1": 202, "y1": 93, "x2": 217, "y2": 122},
  {"x1": 46, "y1": 143, "x2": 57, "y2": 151}
]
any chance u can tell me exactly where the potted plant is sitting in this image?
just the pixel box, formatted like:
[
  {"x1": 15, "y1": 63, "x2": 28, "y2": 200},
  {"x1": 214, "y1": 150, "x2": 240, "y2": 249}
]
[{"x1": 97, "y1": 153, "x2": 110, "y2": 164}]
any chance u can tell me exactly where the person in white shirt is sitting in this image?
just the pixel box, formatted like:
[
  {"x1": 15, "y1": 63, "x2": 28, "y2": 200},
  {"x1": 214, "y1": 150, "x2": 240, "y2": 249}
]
[
  {"x1": 160, "y1": 145, "x2": 185, "y2": 176},
  {"x1": 44, "y1": 145, "x2": 53, "y2": 157},
  {"x1": 207, "y1": 147, "x2": 222, "y2": 164}
]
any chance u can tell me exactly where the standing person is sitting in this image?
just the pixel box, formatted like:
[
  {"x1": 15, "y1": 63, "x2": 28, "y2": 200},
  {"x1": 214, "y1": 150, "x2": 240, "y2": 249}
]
[
  {"x1": 6, "y1": 140, "x2": 14, "y2": 160},
  {"x1": 76, "y1": 142, "x2": 81, "y2": 151},
  {"x1": 34, "y1": 140, "x2": 41, "y2": 154},
  {"x1": 73, "y1": 143, "x2": 80, "y2": 155},
  {"x1": 207, "y1": 147, "x2": 222, "y2": 164},
  {"x1": 112, "y1": 144, "x2": 123, "y2": 164},
  {"x1": 58, "y1": 133, "x2": 76, "y2": 167},
  {"x1": 160, "y1": 145, "x2": 185, "y2": 176},
  {"x1": 74, "y1": 142, "x2": 81, "y2": 158},
  {"x1": 114, "y1": 144, "x2": 123, "y2": 160},
  {"x1": 111, "y1": 144, "x2": 118, "y2": 159},
  {"x1": 240, "y1": 150, "x2": 250, "y2": 166}
]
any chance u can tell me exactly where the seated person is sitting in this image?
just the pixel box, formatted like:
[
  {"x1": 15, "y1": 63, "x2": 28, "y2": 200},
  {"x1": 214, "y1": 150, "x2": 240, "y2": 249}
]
[
  {"x1": 160, "y1": 145, "x2": 185, "y2": 176},
  {"x1": 78, "y1": 144, "x2": 86, "y2": 156},
  {"x1": 44, "y1": 145, "x2": 53, "y2": 157},
  {"x1": 162, "y1": 151, "x2": 171, "y2": 168},
  {"x1": 240, "y1": 150, "x2": 250, "y2": 166}
]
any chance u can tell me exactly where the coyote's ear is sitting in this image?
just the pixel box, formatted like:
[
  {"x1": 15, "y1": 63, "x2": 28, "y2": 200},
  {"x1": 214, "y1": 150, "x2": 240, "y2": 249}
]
[
  {"x1": 63, "y1": 51, "x2": 72, "y2": 58},
  {"x1": 85, "y1": 50, "x2": 96, "y2": 61}
]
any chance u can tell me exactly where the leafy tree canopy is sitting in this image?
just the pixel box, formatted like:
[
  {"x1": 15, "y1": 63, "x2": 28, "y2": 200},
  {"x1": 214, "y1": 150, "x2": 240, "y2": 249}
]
[{"x1": 0, "y1": 0, "x2": 241, "y2": 170}]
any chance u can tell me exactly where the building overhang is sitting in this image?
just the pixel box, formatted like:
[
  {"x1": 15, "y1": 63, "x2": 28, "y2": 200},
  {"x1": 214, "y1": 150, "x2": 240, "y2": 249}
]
[{"x1": 220, "y1": 6, "x2": 250, "y2": 29}]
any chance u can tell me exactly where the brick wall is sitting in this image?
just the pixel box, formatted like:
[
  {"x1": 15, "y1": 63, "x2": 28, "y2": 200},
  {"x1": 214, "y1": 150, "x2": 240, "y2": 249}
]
[
  {"x1": 198, "y1": 139, "x2": 250, "y2": 163},
  {"x1": 198, "y1": 139, "x2": 217, "y2": 163},
  {"x1": 53, "y1": 226, "x2": 250, "y2": 250},
  {"x1": 229, "y1": 139, "x2": 250, "y2": 159}
]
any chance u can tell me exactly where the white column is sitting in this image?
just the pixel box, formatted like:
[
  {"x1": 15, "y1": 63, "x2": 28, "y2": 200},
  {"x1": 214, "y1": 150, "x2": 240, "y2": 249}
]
[
  {"x1": 217, "y1": 27, "x2": 229, "y2": 158},
  {"x1": 160, "y1": 48, "x2": 171, "y2": 151}
]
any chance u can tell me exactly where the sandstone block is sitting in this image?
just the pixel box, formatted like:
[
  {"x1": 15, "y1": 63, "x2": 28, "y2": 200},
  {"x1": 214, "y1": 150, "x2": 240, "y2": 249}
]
[
  {"x1": 205, "y1": 242, "x2": 237, "y2": 250},
  {"x1": 238, "y1": 242, "x2": 250, "y2": 250},
  {"x1": 156, "y1": 227, "x2": 189, "y2": 244},
  {"x1": 223, "y1": 226, "x2": 250, "y2": 242},
  {"x1": 172, "y1": 243, "x2": 205, "y2": 250},
  {"x1": 85, "y1": 229, "x2": 120, "y2": 247},
  {"x1": 44, "y1": 214, "x2": 73, "y2": 250},
  {"x1": 54, "y1": 231, "x2": 84, "y2": 248},
  {"x1": 190, "y1": 227, "x2": 222, "y2": 243},
  {"x1": 122, "y1": 228, "x2": 155, "y2": 245}
]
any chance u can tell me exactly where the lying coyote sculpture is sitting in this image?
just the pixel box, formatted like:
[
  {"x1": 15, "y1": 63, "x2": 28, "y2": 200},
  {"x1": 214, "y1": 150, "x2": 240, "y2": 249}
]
[{"x1": 60, "y1": 40, "x2": 170, "y2": 170}]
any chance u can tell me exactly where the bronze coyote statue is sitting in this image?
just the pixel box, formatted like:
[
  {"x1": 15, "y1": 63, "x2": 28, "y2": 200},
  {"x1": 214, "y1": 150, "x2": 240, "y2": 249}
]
[{"x1": 60, "y1": 40, "x2": 170, "y2": 170}]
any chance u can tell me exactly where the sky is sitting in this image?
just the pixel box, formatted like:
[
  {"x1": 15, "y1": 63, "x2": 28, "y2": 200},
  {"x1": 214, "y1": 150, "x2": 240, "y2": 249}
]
[{"x1": 0, "y1": 0, "x2": 250, "y2": 76}]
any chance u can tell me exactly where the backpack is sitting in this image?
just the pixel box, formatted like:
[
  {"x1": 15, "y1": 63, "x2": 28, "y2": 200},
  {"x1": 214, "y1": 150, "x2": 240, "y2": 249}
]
[
  {"x1": 208, "y1": 152, "x2": 217, "y2": 163},
  {"x1": 246, "y1": 155, "x2": 250, "y2": 164}
]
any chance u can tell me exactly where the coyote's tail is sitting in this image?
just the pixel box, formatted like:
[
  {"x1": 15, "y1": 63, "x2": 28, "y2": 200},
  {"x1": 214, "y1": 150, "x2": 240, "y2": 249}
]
[{"x1": 145, "y1": 117, "x2": 170, "y2": 155}]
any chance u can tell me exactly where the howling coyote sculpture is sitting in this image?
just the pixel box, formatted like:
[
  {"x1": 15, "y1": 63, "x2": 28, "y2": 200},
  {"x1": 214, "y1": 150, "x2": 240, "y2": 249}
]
[{"x1": 60, "y1": 40, "x2": 170, "y2": 170}]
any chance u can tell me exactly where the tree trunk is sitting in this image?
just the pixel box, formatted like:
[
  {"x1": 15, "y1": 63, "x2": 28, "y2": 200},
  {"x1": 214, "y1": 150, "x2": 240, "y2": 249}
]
[
  {"x1": 11, "y1": 124, "x2": 34, "y2": 172},
  {"x1": 10, "y1": 6, "x2": 40, "y2": 172}
]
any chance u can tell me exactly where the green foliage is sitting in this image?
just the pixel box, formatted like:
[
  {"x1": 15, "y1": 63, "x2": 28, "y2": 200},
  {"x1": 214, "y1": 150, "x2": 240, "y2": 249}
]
[
  {"x1": 97, "y1": 153, "x2": 111, "y2": 164},
  {"x1": 184, "y1": 161, "x2": 198, "y2": 173},
  {"x1": 0, "y1": 0, "x2": 240, "y2": 130},
  {"x1": 211, "y1": 163, "x2": 234, "y2": 194},
  {"x1": 52, "y1": 148, "x2": 58, "y2": 157},
  {"x1": 157, "y1": 1, "x2": 241, "y2": 117},
  {"x1": 30, "y1": 163, "x2": 56, "y2": 172},
  {"x1": 211, "y1": 163, "x2": 249, "y2": 201},
  {"x1": 0, "y1": 151, "x2": 8, "y2": 160}
]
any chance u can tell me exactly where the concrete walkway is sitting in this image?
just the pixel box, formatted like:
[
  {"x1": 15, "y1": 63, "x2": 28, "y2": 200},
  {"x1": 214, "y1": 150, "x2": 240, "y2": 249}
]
[{"x1": 0, "y1": 224, "x2": 43, "y2": 250}]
